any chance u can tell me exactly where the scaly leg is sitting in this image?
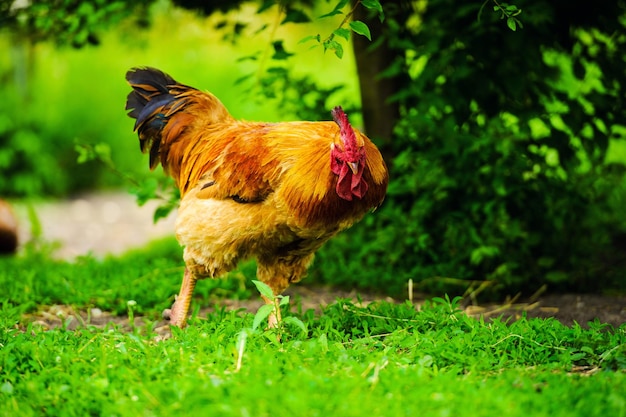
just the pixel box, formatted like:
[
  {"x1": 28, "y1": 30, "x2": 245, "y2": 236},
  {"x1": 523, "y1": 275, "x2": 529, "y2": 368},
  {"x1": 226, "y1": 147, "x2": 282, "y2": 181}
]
[
  {"x1": 162, "y1": 268, "x2": 197, "y2": 328},
  {"x1": 261, "y1": 294, "x2": 282, "y2": 329}
]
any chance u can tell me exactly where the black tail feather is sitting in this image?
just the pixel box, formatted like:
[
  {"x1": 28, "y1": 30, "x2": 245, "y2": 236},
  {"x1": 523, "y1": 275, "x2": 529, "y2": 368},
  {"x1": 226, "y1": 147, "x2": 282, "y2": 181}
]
[
  {"x1": 125, "y1": 66, "x2": 177, "y2": 122},
  {"x1": 125, "y1": 67, "x2": 186, "y2": 169},
  {"x1": 125, "y1": 67, "x2": 176, "y2": 96},
  {"x1": 125, "y1": 67, "x2": 230, "y2": 171}
]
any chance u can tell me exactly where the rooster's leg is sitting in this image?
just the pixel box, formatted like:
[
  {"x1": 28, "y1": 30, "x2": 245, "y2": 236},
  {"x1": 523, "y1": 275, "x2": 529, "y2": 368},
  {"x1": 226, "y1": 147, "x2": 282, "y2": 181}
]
[
  {"x1": 261, "y1": 294, "x2": 282, "y2": 329},
  {"x1": 162, "y1": 268, "x2": 197, "y2": 327}
]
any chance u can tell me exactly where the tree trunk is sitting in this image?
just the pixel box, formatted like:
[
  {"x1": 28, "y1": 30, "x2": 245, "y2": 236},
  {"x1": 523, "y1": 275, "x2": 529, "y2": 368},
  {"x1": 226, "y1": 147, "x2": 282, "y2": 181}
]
[{"x1": 351, "y1": 0, "x2": 410, "y2": 162}]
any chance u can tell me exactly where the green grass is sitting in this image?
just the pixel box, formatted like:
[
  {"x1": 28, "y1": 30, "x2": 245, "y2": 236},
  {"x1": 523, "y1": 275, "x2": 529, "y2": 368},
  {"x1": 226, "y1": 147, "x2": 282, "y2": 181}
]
[
  {"x1": 0, "y1": 237, "x2": 254, "y2": 317},
  {"x1": 0, "y1": 242, "x2": 625, "y2": 416}
]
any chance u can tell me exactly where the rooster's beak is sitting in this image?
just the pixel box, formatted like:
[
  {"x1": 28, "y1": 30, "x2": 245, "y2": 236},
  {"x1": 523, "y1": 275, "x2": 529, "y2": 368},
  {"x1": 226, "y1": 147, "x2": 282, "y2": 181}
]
[{"x1": 348, "y1": 162, "x2": 359, "y2": 175}]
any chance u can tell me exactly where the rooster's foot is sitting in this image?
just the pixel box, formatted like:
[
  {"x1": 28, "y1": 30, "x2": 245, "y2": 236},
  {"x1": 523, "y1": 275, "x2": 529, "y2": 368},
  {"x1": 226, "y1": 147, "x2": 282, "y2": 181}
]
[
  {"x1": 163, "y1": 297, "x2": 190, "y2": 328},
  {"x1": 162, "y1": 296, "x2": 178, "y2": 321}
]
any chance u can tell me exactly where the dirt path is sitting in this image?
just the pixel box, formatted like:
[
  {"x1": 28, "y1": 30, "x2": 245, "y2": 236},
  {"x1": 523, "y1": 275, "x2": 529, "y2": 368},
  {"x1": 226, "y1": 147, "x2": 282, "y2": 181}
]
[{"x1": 12, "y1": 192, "x2": 177, "y2": 258}]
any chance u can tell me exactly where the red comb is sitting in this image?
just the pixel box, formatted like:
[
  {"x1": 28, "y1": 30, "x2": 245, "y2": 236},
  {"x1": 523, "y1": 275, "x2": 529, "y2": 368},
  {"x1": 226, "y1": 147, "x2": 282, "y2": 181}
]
[
  {"x1": 331, "y1": 106, "x2": 358, "y2": 152},
  {"x1": 331, "y1": 106, "x2": 348, "y2": 127}
]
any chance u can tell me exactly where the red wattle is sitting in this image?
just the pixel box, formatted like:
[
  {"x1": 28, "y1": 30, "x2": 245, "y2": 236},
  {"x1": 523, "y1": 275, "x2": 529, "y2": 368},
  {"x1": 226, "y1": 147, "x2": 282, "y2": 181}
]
[
  {"x1": 336, "y1": 162, "x2": 367, "y2": 201},
  {"x1": 336, "y1": 163, "x2": 353, "y2": 201}
]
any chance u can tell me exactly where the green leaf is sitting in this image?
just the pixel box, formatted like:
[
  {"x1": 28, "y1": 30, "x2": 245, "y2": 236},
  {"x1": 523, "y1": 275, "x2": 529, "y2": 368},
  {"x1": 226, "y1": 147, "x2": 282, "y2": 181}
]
[
  {"x1": 271, "y1": 40, "x2": 294, "y2": 60},
  {"x1": 25, "y1": 203, "x2": 42, "y2": 241},
  {"x1": 234, "y1": 73, "x2": 253, "y2": 86},
  {"x1": 318, "y1": 333, "x2": 329, "y2": 352},
  {"x1": 333, "y1": 28, "x2": 351, "y2": 41},
  {"x1": 94, "y1": 143, "x2": 111, "y2": 161},
  {"x1": 252, "y1": 304, "x2": 275, "y2": 330},
  {"x1": 283, "y1": 316, "x2": 307, "y2": 334},
  {"x1": 254, "y1": 23, "x2": 269, "y2": 35},
  {"x1": 257, "y1": 0, "x2": 275, "y2": 14},
  {"x1": 281, "y1": 7, "x2": 311, "y2": 24},
  {"x1": 324, "y1": 40, "x2": 344, "y2": 58},
  {"x1": 251, "y1": 280, "x2": 275, "y2": 300},
  {"x1": 418, "y1": 355, "x2": 434, "y2": 368},
  {"x1": 349, "y1": 21, "x2": 371, "y2": 41},
  {"x1": 267, "y1": 66, "x2": 288, "y2": 75},
  {"x1": 319, "y1": 0, "x2": 349, "y2": 18},
  {"x1": 505, "y1": 5, "x2": 520, "y2": 13},
  {"x1": 236, "y1": 54, "x2": 259, "y2": 62},
  {"x1": 298, "y1": 34, "x2": 321, "y2": 45},
  {"x1": 153, "y1": 202, "x2": 176, "y2": 223},
  {"x1": 0, "y1": 381, "x2": 13, "y2": 395},
  {"x1": 334, "y1": 43, "x2": 344, "y2": 58},
  {"x1": 74, "y1": 144, "x2": 92, "y2": 164},
  {"x1": 507, "y1": 17, "x2": 517, "y2": 31},
  {"x1": 319, "y1": 9, "x2": 343, "y2": 19},
  {"x1": 361, "y1": 0, "x2": 384, "y2": 21},
  {"x1": 279, "y1": 295, "x2": 290, "y2": 306},
  {"x1": 470, "y1": 246, "x2": 500, "y2": 265}
]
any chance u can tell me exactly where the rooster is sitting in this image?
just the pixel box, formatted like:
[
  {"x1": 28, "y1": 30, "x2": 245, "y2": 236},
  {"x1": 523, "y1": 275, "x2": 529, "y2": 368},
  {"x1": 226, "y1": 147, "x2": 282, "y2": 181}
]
[{"x1": 125, "y1": 67, "x2": 388, "y2": 328}]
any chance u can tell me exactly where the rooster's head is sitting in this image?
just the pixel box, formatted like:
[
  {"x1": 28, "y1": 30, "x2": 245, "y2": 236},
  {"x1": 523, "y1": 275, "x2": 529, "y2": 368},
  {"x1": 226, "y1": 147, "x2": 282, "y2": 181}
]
[{"x1": 330, "y1": 106, "x2": 368, "y2": 201}]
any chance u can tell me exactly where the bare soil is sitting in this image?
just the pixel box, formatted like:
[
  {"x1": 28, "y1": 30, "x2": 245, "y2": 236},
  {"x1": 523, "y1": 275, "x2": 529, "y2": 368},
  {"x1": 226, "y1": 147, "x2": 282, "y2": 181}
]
[
  {"x1": 464, "y1": 292, "x2": 626, "y2": 328},
  {"x1": 23, "y1": 286, "x2": 626, "y2": 337}
]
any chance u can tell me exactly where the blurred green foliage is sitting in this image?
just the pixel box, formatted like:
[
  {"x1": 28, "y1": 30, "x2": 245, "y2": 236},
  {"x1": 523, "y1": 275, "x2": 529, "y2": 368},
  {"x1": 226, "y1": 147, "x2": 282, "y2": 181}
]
[
  {"x1": 0, "y1": 1, "x2": 360, "y2": 197},
  {"x1": 0, "y1": 0, "x2": 151, "y2": 47}
]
